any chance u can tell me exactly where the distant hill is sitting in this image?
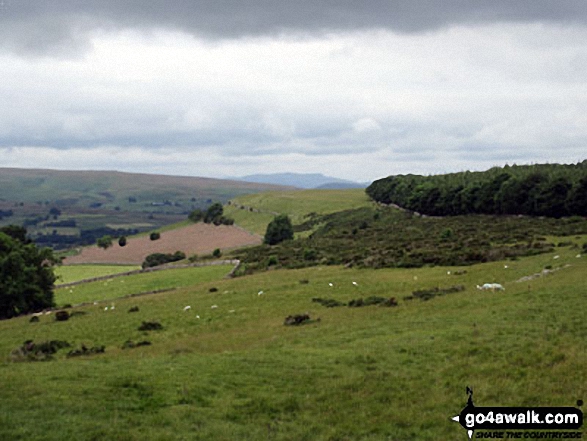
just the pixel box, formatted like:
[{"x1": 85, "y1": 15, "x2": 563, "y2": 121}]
[
  {"x1": 238, "y1": 173, "x2": 366, "y2": 189},
  {"x1": 315, "y1": 181, "x2": 367, "y2": 190},
  {"x1": 0, "y1": 168, "x2": 293, "y2": 209},
  {"x1": 0, "y1": 168, "x2": 293, "y2": 249}
]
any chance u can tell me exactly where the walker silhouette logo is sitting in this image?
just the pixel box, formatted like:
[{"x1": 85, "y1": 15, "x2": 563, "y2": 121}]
[{"x1": 451, "y1": 387, "x2": 583, "y2": 439}]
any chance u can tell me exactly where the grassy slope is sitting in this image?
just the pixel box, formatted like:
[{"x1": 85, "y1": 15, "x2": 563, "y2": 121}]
[
  {"x1": 55, "y1": 265, "x2": 234, "y2": 306},
  {"x1": 225, "y1": 188, "x2": 373, "y2": 236},
  {"x1": 55, "y1": 265, "x2": 141, "y2": 285},
  {"x1": 0, "y1": 244, "x2": 585, "y2": 440}
]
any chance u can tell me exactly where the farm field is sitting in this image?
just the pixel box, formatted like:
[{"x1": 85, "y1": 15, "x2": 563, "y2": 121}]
[
  {"x1": 54, "y1": 264, "x2": 234, "y2": 306},
  {"x1": 55, "y1": 264, "x2": 141, "y2": 285},
  {"x1": 225, "y1": 188, "x2": 372, "y2": 236},
  {"x1": 0, "y1": 244, "x2": 585, "y2": 440},
  {"x1": 63, "y1": 222, "x2": 262, "y2": 265}
]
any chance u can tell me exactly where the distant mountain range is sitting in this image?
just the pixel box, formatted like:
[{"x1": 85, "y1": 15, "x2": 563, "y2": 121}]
[{"x1": 237, "y1": 173, "x2": 367, "y2": 189}]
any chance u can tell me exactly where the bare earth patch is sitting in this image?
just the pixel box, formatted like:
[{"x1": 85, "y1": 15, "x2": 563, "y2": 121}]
[{"x1": 64, "y1": 223, "x2": 262, "y2": 265}]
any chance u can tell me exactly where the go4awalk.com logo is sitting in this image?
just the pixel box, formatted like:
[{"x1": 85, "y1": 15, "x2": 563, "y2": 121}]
[{"x1": 451, "y1": 387, "x2": 583, "y2": 439}]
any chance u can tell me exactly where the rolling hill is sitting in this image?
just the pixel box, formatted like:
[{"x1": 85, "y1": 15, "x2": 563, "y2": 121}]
[{"x1": 0, "y1": 168, "x2": 293, "y2": 249}]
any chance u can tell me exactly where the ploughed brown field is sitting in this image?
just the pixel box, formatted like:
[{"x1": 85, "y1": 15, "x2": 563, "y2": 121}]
[{"x1": 64, "y1": 223, "x2": 262, "y2": 265}]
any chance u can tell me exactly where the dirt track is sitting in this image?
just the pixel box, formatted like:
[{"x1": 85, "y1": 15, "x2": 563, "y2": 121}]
[{"x1": 64, "y1": 223, "x2": 262, "y2": 265}]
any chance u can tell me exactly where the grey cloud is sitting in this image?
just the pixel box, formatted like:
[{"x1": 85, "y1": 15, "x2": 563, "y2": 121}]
[{"x1": 1, "y1": 0, "x2": 587, "y2": 56}]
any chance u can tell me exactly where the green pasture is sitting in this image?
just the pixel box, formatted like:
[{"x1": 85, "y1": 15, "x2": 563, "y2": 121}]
[
  {"x1": 0, "y1": 245, "x2": 585, "y2": 440},
  {"x1": 225, "y1": 188, "x2": 373, "y2": 235},
  {"x1": 55, "y1": 265, "x2": 141, "y2": 285},
  {"x1": 54, "y1": 265, "x2": 234, "y2": 307}
]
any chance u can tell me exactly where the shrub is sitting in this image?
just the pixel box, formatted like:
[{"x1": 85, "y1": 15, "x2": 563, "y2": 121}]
[
  {"x1": 303, "y1": 249, "x2": 317, "y2": 261},
  {"x1": 188, "y1": 209, "x2": 204, "y2": 223},
  {"x1": 96, "y1": 235, "x2": 113, "y2": 249},
  {"x1": 55, "y1": 310, "x2": 70, "y2": 321},
  {"x1": 149, "y1": 232, "x2": 161, "y2": 241},
  {"x1": 121, "y1": 340, "x2": 151, "y2": 349},
  {"x1": 11, "y1": 340, "x2": 71, "y2": 362},
  {"x1": 67, "y1": 345, "x2": 105, "y2": 357},
  {"x1": 212, "y1": 248, "x2": 222, "y2": 258},
  {"x1": 204, "y1": 203, "x2": 224, "y2": 224},
  {"x1": 138, "y1": 321, "x2": 163, "y2": 331},
  {"x1": 284, "y1": 314, "x2": 310, "y2": 326},
  {"x1": 312, "y1": 297, "x2": 344, "y2": 307},
  {"x1": 118, "y1": 236, "x2": 127, "y2": 247},
  {"x1": 142, "y1": 251, "x2": 186, "y2": 268},
  {"x1": 264, "y1": 215, "x2": 294, "y2": 245}
]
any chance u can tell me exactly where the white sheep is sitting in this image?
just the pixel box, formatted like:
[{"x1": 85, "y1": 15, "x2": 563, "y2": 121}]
[
  {"x1": 183, "y1": 305, "x2": 191, "y2": 311},
  {"x1": 477, "y1": 283, "x2": 504, "y2": 291},
  {"x1": 211, "y1": 305, "x2": 218, "y2": 309}
]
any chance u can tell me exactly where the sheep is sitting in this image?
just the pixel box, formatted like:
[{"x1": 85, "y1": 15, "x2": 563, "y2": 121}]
[
  {"x1": 553, "y1": 255, "x2": 560, "y2": 259},
  {"x1": 257, "y1": 290, "x2": 264, "y2": 296},
  {"x1": 352, "y1": 281, "x2": 358, "y2": 286},
  {"x1": 211, "y1": 305, "x2": 218, "y2": 309},
  {"x1": 183, "y1": 305, "x2": 191, "y2": 311},
  {"x1": 476, "y1": 283, "x2": 504, "y2": 292},
  {"x1": 328, "y1": 283, "x2": 333, "y2": 287}
]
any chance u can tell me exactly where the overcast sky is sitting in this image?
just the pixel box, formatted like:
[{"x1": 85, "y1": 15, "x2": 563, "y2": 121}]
[{"x1": 1, "y1": 1, "x2": 586, "y2": 182}]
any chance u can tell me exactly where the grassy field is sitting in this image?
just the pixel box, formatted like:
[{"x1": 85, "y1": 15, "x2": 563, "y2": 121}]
[
  {"x1": 54, "y1": 265, "x2": 234, "y2": 307},
  {"x1": 225, "y1": 189, "x2": 373, "y2": 236},
  {"x1": 0, "y1": 243, "x2": 585, "y2": 440},
  {"x1": 55, "y1": 265, "x2": 142, "y2": 285}
]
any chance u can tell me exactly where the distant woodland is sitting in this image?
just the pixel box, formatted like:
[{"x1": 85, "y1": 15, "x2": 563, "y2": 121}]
[{"x1": 366, "y1": 161, "x2": 587, "y2": 217}]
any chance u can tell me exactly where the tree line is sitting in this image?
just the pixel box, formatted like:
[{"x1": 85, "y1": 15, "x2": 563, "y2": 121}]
[{"x1": 366, "y1": 161, "x2": 587, "y2": 217}]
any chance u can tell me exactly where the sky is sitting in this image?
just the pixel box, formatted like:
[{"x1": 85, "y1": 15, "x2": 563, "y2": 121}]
[{"x1": 1, "y1": 1, "x2": 586, "y2": 183}]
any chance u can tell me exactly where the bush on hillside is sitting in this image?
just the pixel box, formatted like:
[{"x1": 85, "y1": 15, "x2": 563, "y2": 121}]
[
  {"x1": 189, "y1": 204, "x2": 234, "y2": 226},
  {"x1": 264, "y1": 215, "x2": 294, "y2": 245},
  {"x1": 142, "y1": 251, "x2": 186, "y2": 268},
  {"x1": 97, "y1": 235, "x2": 113, "y2": 249},
  {"x1": 149, "y1": 232, "x2": 161, "y2": 241}
]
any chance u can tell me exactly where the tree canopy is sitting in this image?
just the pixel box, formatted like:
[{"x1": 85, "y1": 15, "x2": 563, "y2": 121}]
[
  {"x1": 366, "y1": 161, "x2": 587, "y2": 217},
  {"x1": 0, "y1": 228, "x2": 57, "y2": 320},
  {"x1": 264, "y1": 215, "x2": 294, "y2": 245}
]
